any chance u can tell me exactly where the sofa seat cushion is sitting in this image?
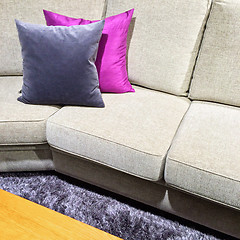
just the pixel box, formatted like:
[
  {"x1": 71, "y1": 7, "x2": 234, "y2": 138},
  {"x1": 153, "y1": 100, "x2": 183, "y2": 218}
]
[
  {"x1": 0, "y1": 76, "x2": 60, "y2": 145},
  {"x1": 165, "y1": 101, "x2": 240, "y2": 209},
  {"x1": 46, "y1": 86, "x2": 190, "y2": 181}
]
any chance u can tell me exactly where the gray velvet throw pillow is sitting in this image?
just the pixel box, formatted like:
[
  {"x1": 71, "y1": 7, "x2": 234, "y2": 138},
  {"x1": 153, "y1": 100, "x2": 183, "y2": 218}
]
[{"x1": 15, "y1": 19, "x2": 105, "y2": 107}]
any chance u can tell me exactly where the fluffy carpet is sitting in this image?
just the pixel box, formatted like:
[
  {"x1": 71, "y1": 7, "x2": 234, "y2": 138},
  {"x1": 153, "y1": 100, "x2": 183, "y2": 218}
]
[{"x1": 0, "y1": 171, "x2": 231, "y2": 240}]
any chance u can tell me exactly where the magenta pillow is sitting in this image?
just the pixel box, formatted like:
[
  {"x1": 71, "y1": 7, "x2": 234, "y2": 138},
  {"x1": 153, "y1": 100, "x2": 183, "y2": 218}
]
[{"x1": 43, "y1": 9, "x2": 135, "y2": 93}]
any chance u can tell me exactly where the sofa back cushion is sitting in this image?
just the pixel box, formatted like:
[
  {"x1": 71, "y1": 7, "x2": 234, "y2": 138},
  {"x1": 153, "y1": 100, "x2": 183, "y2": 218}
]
[
  {"x1": 0, "y1": 0, "x2": 105, "y2": 76},
  {"x1": 189, "y1": 0, "x2": 240, "y2": 107},
  {"x1": 105, "y1": 0, "x2": 211, "y2": 96}
]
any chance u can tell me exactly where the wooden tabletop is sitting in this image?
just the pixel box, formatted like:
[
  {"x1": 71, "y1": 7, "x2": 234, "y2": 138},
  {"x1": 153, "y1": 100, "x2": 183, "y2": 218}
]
[{"x1": 0, "y1": 189, "x2": 122, "y2": 240}]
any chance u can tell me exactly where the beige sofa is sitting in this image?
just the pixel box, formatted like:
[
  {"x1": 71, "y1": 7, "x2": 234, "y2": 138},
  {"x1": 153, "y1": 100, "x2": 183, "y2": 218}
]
[{"x1": 1, "y1": 0, "x2": 240, "y2": 238}]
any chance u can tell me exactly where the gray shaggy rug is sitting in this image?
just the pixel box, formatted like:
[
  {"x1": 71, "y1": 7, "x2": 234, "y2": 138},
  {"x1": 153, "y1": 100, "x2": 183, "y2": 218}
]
[{"x1": 0, "y1": 171, "x2": 232, "y2": 240}]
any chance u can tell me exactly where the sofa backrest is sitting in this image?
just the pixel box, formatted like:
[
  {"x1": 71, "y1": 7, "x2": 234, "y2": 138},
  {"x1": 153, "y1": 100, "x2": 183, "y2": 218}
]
[
  {"x1": 105, "y1": 0, "x2": 212, "y2": 96},
  {"x1": 0, "y1": 0, "x2": 106, "y2": 76},
  {"x1": 189, "y1": 0, "x2": 240, "y2": 107}
]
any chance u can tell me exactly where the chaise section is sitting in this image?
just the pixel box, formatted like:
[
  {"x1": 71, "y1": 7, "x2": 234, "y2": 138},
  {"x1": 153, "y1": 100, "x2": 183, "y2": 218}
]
[
  {"x1": 47, "y1": 86, "x2": 190, "y2": 181},
  {"x1": 0, "y1": 76, "x2": 60, "y2": 171},
  {"x1": 165, "y1": 101, "x2": 240, "y2": 209}
]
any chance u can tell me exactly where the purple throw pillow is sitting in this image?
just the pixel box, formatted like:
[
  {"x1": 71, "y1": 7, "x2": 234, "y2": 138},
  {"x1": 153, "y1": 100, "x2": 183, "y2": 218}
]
[{"x1": 16, "y1": 20, "x2": 105, "y2": 107}]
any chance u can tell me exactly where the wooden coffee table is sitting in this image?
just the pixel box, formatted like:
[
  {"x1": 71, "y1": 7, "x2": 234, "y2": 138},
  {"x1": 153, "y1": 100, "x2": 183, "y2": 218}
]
[{"x1": 0, "y1": 189, "x2": 122, "y2": 240}]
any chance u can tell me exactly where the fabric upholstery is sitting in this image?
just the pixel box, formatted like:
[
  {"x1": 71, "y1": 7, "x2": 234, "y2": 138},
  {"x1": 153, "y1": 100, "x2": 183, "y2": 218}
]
[
  {"x1": 0, "y1": 76, "x2": 59, "y2": 145},
  {"x1": 165, "y1": 101, "x2": 240, "y2": 209},
  {"x1": 47, "y1": 86, "x2": 190, "y2": 181},
  {"x1": 0, "y1": 0, "x2": 105, "y2": 75},
  {"x1": 0, "y1": 145, "x2": 54, "y2": 172},
  {"x1": 43, "y1": 9, "x2": 135, "y2": 93},
  {"x1": 189, "y1": 0, "x2": 240, "y2": 107},
  {"x1": 16, "y1": 20, "x2": 105, "y2": 107},
  {"x1": 105, "y1": 0, "x2": 211, "y2": 95},
  {"x1": 52, "y1": 149, "x2": 240, "y2": 239}
]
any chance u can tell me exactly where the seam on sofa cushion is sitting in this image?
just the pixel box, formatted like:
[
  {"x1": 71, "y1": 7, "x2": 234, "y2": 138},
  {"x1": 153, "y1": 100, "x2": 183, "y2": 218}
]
[
  {"x1": 167, "y1": 157, "x2": 240, "y2": 184},
  {"x1": 101, "y1": 0, "x2": 108, "y2": 19},
  {"x1": 0, "y1": 144, "x2": 50, "y2": 151},
  {"x1": 185, "y1": 0, "x2": 213, "y2": 95},
  {"x1": 47, "y1": 120, "x2": 163, "y2": 157},
  {"x1": 165, "y1": 102, "x2": 191, "y2": 154},
  {"x1": 188, "y1": 0, "x2": 214, "y2": 101},
  {"x1": 0, "y1": 107, "x2": 61, "y2": 123},
  {"x1": 0, "y1": 119, "x2": 46, "y2": 123},
  {"x1": 0, "y1": 141, "x2": 48, "y2": 146},
  {"x1": 192, "y1": 100, "x2": 240, "y2": 110},
  {"x1": 51, "y1": 145, "x2": 161, "y2": 181}
]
